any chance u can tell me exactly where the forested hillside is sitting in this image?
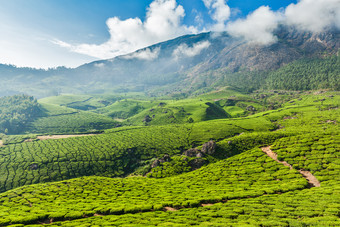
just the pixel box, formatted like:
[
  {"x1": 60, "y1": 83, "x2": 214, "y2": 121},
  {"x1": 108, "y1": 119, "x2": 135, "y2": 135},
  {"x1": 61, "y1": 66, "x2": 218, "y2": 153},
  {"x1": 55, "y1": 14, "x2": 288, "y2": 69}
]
[
  {"x1": 0, "y1": 95, "x2": 41, "y2": 134},
  {"x1": 161, "y1": 54, "x2": 340, "y2": 95},
  {"x1": 266, "y1": 54, "x2": 340, "y2": 90},
  {"x1": 0, "y1": 27, "x2": 338, "y2": 98}
]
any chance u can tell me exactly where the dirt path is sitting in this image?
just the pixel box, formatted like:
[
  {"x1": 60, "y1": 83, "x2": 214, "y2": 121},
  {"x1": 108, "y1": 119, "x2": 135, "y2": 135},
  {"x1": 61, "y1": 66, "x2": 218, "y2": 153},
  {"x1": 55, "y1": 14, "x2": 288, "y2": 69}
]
[
  {"x1": 37, "y1": 134, "x2": 98, "y2": 141},
  {"x1": 298, "y1": 170, "x2": 321, "y2": 187},
  {"x1": 261, "y1": 146, "x2": 292, "y2": 170},
  {"x1": 261, "y1": 146, "x2": 320, "y2": 187},
  {"x1": 0, "y1": 140, "x2": 3, "y2": 147},
  {"x1": 164, "y1": 207, "x2": 178, "y2": 211},
  {"x1": 201, "y1": 204, "x2": 214, "y2": 207}
]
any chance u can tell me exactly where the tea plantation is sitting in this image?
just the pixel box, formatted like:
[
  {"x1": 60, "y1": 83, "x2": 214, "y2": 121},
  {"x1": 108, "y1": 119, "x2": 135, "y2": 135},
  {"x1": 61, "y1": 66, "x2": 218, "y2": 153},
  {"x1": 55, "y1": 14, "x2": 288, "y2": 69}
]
[
  {"x1": 0, "y1": 148, "x2": 308, "y2": 225},
  {"x1": 0, "y1": 90, "x2": 338, "y2": 226},
  {"x1": 0, "y1": 115, "x2": 275, "y2": 193}
]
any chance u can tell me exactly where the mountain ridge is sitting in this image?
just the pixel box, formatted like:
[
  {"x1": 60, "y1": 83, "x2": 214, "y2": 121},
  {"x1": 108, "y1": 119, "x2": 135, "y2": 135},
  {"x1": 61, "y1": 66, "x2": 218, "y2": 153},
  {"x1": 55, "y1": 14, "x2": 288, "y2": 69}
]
[{"x1": 0, "y1": 26, "x2": 338, "y2": 97}]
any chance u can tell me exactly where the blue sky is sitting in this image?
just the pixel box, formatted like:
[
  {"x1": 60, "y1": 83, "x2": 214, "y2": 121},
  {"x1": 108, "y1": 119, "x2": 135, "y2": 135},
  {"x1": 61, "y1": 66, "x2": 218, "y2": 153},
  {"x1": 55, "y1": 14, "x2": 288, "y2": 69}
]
[{"x1": 1, "y1": 0, "x2": 338, "y2": 68}]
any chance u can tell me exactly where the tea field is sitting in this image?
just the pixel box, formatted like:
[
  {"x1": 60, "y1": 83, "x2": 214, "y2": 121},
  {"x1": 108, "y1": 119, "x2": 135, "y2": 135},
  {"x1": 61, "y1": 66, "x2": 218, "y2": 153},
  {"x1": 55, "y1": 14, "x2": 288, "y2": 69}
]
[
  {"x1": 0, "y1": 114, "x2": 276, "y2": 193},
  {"x1": 25, "y1": 103, "x2": 118, "y2": 134},
  {"x1": 0, "y1": 148, "x2": 309, "y2": 225},
  {"x1": 0, "y1": 90, "x2": 338, "y2": 226}
]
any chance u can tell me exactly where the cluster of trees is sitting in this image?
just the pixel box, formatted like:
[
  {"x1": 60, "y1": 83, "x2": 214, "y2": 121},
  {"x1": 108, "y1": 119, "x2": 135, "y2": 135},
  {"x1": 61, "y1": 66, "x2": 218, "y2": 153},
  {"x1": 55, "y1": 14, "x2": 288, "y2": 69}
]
[
  {"x1": 198, "y1": 55, "x2": 339, "y2": 93},
  {"x1": 0, "y1": 95, "x2": 41, "y2": 134},
  {"x1": 266, "y1": 55, "x2": 340, "y2": 91}
]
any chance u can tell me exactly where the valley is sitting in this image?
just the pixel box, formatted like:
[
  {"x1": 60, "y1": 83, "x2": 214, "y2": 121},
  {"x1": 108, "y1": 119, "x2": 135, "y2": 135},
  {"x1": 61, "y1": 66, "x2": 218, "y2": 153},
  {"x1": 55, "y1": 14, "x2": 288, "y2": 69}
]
[
  {"x1": 0, "y1": 87, "x2": 338, "y2": 226},
  {"x1": 0, "y1": 19, "x2": 338, "y2": 226}
]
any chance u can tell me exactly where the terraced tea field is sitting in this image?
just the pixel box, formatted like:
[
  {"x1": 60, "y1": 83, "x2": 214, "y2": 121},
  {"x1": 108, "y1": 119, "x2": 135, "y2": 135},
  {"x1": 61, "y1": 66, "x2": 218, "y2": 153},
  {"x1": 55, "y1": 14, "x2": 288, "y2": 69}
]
[
  {"x1": 0, "y1": 148, "x2": 309, "y2": 225},
  {"x1": 0, "y1": 91, "x2": 338, "y2": 226}
]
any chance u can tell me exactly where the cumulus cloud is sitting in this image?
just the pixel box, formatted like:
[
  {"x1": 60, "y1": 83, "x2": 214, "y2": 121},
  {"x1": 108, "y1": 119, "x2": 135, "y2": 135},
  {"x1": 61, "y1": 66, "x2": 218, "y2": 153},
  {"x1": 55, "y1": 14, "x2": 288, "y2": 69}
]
[
  {"x1": 173, "y1": 41, "x2": 211, "y2": 59},
  {"x1": 203, "y1": 0, "x2": 231, "y2": 31},
  {"x1": 54, "y1": 0, "x2": 197, "y2": 59},
  {"x1": 226, "y1": 6, "x2": 282, "y2": 45},
  {"x1": 285, "y1": 0, "x2": 340, "y2": 32},
  {"x1": 122, "y1": 47, "x2": 161, "y2": 60},
  {"x1": 53, "y1": 0, "x2": 340, "y2": 61}
]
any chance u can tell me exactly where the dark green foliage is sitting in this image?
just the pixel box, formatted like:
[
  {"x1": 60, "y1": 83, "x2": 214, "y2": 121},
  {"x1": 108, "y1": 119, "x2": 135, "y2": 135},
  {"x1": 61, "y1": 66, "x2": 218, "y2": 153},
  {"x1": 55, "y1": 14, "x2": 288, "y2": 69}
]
[
  {"x1": 217, "y1": 70, "x2": 268, "y2": 93},
  {"x1": 0, "y1": 95, "x2": 41, "y2": 134},
  {"x1": 266, "y1": 55, "x2": 340, "y2": 91},
  {"x1": 204, "y1": 102, "x2": 231, "y2": 120},
  {"x1": 194, "y1": 55, "x2": 339, "y2": 94}
]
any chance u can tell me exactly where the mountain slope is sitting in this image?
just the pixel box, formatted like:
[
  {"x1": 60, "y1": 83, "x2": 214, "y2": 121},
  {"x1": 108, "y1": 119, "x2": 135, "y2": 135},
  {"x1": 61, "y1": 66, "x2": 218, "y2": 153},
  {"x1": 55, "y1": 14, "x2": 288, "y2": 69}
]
[{"x1": 0, "y1": 26, "x2": 339, "y2": 97}]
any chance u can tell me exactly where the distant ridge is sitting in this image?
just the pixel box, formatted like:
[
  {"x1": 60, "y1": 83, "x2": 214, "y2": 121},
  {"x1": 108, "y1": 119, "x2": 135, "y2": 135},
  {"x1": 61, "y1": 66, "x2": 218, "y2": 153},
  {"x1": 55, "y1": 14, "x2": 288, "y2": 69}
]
[{"x1": 0, "y1": 26, "x2": 339, "y2": 97}]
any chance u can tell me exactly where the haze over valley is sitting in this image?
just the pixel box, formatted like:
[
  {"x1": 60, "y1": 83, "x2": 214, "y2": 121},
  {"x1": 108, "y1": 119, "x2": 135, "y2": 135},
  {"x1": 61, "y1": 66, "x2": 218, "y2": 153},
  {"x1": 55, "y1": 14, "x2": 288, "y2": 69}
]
[{"x1": 0, "y1": 0, "x2": 339, "y2": 226}]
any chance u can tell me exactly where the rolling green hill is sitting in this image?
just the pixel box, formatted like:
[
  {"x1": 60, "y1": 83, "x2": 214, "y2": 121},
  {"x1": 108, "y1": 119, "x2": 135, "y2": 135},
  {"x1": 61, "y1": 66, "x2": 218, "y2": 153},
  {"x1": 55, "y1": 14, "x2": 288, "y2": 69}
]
[
  {"x1": 0, "y1": 20, "x2": 338, "y2": 227},
  {"x1": 0, "y1": 91, "x2": 338, "y2": 226},
  {"x1": 25, "y1": 103, "x2": 118, "y2": 134}
]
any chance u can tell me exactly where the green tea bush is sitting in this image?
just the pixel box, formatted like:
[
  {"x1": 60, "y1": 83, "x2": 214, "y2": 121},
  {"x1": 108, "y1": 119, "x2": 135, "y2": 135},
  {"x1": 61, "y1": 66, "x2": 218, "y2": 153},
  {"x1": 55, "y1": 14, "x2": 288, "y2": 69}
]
[{"x1": 0, "y1": 148, "x2": 308, "y2": 225}]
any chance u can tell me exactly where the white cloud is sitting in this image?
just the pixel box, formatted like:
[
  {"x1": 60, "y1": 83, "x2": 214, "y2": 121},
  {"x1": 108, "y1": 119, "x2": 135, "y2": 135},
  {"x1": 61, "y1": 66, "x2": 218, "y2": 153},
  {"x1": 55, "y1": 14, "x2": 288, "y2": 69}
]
[
  {"x1": 285, "y1": 0, "x2": 340, "y2": 32},
  {"x1": 226, "y1": 6, "x2": 282, "y2": 45},
  {"x1": 94, "y1": 63, "x2": 105, "y2": 68},
  {"x1": 52, "y1": 0, "x2": 340, "y2": 63},
  {"x1": 122, "y1": 47, "x2": 161, "y2": 60},
  {"x1": 54, "y1": 0, "x2": 197, "y2": 60},
  {"x1": 203, "y1": 0, "x2": 231, "y2": 31},
  {"x1": 173, "y1": 41, "x2": 211, "y2": 59}
]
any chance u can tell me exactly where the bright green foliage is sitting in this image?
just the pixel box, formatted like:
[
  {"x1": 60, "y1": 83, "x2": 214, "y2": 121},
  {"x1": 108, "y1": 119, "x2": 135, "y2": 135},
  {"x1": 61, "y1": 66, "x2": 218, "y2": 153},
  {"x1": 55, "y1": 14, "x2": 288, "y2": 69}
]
[
  {"x1": 216, "y1": 131, "x2": 294, "y2": 159},
  {"x1": 126, "y1": 99, "x2": 231, "y2": 126},
  {"x1": 25, "y1": 103, "x2": 118, "y2": 134},
  {"x1": 47, "y1": 184, "x2": 340, "y2": 226},
  {"x1": 0, "y1": 95, "x2": 41, "y2": 134},
  {"x1": 39, "y1": 95, "x2": 95, "y2": 107},
  {"x1": 0, "y1": 148, "x2": 308, "y2": 225},
  {"x1": 271, "y1": 133, "x2": 340, "y2": 185},
  {"x1": 39, "y1": 94, "x2": 123, "y2": 111},
  {"x1": 147, "y1": 131, "x2": 295, "y2": 178},
  {"x1": 0, "y1": 114, "x2": 276, "y2": 193},
  {"x1": 93, "y1": 99, "x2": 155, "y2": 119},
  {"x1": 189, "y1": 116, "x2": 275, "y2": 145},
  {"x1": 26, "y1": 111, "x2": 118, "y2": 134},
  {"x1": 2, "y1": 134, "x2": 37, "y2": 145},
  {"x1": 0, "y1": 91, "x2": 338, "y2": 226},
  {"x1": 0, "y1": 125, "x2": 190, "y2": 192},
  {"x1": 146, "y1": 156, "x2": 194, "y2": 178}
]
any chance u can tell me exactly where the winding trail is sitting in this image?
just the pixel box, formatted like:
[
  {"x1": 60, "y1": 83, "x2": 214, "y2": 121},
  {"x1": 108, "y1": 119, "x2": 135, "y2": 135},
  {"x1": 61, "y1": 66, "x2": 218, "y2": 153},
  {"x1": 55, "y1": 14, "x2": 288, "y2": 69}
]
[{"x1": 261, "y1": 146, "x2": 320, "y2": 187}]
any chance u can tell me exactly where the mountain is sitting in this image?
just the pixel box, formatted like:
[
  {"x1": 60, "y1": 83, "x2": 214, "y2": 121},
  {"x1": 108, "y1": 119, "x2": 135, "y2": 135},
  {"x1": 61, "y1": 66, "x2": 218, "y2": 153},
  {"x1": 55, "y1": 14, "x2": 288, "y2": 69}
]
[{"x1": 0, "y1": 26, "x2": 339, "y2": 97}]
